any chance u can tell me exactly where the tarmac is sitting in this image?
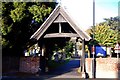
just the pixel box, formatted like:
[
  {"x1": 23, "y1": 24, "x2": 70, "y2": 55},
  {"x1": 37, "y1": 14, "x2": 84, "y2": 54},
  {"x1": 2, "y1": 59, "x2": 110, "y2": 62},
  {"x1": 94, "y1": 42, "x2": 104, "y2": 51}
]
[{"x1": 2, "y1": 58, "x2": 82, "y2": 80}]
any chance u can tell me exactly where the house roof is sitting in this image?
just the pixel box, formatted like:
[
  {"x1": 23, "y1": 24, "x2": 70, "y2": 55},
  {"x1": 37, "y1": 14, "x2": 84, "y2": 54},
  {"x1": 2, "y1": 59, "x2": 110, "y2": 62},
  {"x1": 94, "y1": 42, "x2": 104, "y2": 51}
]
[{"x1": 30, "y1": 4, "x2": 91, "y2": 41}]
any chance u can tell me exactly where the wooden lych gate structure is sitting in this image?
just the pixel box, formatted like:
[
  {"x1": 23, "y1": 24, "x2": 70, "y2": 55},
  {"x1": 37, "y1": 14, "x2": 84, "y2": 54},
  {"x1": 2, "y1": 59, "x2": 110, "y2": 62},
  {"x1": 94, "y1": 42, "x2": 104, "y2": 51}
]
[{"x1": 30, "y1": 4, "x2": 91, "y2": 77}]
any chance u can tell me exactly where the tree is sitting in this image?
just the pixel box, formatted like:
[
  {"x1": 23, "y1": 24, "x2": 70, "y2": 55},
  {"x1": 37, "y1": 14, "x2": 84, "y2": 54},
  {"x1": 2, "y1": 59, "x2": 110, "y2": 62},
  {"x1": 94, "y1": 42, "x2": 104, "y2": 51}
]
[
  {"x1": 87, "y1": 23, "x2": 118, "y2": 47},
  {"x1": 100, "y1": 16, "x2": 120, "y2": 30},
  {"x1": 100, "y1": 16, "x2": 120, "y2": 43},
  {"x1": 1, "y1": 2, "x2": 57, "y2": 56},
  {"x1": 63, "y1": 41, "x2": 74, "y2": 58}
]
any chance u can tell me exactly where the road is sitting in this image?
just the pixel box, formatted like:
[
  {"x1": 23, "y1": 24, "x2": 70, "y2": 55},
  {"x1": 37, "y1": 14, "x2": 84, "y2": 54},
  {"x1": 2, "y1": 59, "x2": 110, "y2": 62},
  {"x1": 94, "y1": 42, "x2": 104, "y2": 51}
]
[{"x1": 2, "y1": 58, "x2": 81, "y2": 80}]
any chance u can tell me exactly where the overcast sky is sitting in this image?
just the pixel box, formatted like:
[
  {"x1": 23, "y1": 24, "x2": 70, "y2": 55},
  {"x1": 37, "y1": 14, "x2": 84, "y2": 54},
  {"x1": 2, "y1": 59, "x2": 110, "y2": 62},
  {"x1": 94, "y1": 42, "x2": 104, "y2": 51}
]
[{"x1": 57, "y1": 0, "x2": 119, "y2": 30}]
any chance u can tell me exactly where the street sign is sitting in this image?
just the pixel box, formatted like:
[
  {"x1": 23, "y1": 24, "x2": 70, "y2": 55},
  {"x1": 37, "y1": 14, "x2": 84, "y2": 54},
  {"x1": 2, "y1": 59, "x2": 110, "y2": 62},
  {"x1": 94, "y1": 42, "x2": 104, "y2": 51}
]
[
  {"x1": 114, "y1": 43, "x2": 120, "y2": 53},
  {"x1": 114, "y1": 43, "x2": 120, "y2": 58}
]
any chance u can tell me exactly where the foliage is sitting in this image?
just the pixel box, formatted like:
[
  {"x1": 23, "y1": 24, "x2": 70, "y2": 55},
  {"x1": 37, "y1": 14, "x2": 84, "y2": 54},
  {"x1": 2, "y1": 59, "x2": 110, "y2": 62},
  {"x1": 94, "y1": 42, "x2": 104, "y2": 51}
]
[
  {"x1": 99, "y1": 16, "x2": 120, "y2": 43},
  {"x1": 88, "y1": 23, "x2": 118, "y2": 47},
  {"x1": 63, "y1": 41, "x2": 74, "y2": 57},
  {"x1": 51, "y1": 41, "x2": 73, "y2": 59},
  {"x1": 28, "y1": 4, "x2": 52, "y2": 22},
  {"x1": 1, "y1": 2, "x2": 57, "y2": 56},
  {"x1": 102, "y1": 16, "x2": 120, "y2": 30},
  {"x1": 10, "y1": 2, "x2": 26, "y2": 22}
]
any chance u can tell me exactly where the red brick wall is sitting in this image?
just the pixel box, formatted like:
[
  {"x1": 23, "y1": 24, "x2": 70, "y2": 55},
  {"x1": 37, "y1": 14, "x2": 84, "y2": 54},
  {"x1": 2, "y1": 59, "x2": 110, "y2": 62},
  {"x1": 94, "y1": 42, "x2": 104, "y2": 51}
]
[
  {"x1": 19, "y1": 57, "x2": 40, "y2": 73},
  {"x1": 86, "y1": 58, "x2": 120, "y2": 78}
]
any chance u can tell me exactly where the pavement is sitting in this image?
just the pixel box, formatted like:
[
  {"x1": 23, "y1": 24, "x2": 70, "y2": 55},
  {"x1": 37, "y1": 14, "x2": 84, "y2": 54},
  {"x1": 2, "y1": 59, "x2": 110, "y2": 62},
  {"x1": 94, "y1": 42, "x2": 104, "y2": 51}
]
[
  {"x1": 47, "y1": 58, "x2": 81, "y2": 78},
  {"x1": 2, "y1": 58, "x2": 82, "y2": 80}
]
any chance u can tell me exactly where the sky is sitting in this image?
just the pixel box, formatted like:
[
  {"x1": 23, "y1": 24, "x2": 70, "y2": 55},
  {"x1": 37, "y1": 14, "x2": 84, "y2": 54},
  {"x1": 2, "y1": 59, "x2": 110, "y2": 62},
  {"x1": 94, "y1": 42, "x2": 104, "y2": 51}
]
[{"x1": 57, "y1": 0, "x2": 119, "y2": 30}]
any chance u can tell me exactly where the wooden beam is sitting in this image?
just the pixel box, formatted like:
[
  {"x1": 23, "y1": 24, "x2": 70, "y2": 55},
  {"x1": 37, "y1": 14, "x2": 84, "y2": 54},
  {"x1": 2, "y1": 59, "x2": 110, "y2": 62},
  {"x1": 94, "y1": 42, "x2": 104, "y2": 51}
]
[
  {"x1": 44, "y1": 33, "x2": 79, "y2": 38},
  {"x1": 59, "y1": 23, "x2": 62, "y2": 33},
  {"x1": 53, "y1": 21, "x2": 67, "y2": 23},
  {"x1": 53, "y1": 14, "x2": 67, "y2": 23}
]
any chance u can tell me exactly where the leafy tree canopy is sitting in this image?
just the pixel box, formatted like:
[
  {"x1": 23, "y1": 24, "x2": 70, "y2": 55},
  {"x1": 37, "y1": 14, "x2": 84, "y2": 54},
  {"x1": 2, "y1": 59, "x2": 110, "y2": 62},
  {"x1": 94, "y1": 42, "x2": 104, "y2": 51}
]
[
  {"x1": 101, "y1": 16, "x2": 120, "y2": 30},
  {"x1": 1, "y1": 2, "x2": 57, "y2": 56},
  {"x1": 87, "y1": 23, "x2": 118, "y2": 47},
  {"x1": 87, "y1": 16, "x2": 120, "y2": 47}
]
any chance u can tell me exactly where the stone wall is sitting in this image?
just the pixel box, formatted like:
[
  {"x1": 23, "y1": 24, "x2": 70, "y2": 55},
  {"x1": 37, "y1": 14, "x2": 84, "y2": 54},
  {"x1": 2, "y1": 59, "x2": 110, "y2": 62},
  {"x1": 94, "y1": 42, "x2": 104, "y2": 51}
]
[
  {"x1": 19, "y1": 57, "x2": 40, "y2": 73},
  {"x1": 85, "y1": 58, "x2": 120, "y2": 78}
]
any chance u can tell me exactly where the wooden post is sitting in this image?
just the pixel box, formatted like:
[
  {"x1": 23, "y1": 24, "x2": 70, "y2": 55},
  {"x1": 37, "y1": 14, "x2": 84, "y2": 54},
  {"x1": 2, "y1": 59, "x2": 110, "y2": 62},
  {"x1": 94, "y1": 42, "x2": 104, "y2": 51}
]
[
  {"x1": 39, "y1": 44, "x2": 46, "y2": 74},
  {"x1": 81, "y1": 39, "x2": 86, "y2": 78},
  {"x1": 59, "y1": 22, "x2": 62, "y2": 33}
]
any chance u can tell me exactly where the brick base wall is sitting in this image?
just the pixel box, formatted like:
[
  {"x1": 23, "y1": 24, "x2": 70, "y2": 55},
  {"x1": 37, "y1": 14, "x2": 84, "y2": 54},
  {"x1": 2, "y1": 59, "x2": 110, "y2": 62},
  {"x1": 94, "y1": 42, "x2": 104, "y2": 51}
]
[
  {"x1": 19, "y1": 57, "x2": 40, "y2": 73},
  {"x1": 86, "y1": 58, "x2": 120, "y2": 78}
]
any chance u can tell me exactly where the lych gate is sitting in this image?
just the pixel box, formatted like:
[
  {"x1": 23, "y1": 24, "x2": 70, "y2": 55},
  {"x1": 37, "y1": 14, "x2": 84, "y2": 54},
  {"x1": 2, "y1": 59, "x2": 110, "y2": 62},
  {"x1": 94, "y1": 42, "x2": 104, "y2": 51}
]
[{"x1": 30, "y1": 4, "x2": 91, "y2": 77}]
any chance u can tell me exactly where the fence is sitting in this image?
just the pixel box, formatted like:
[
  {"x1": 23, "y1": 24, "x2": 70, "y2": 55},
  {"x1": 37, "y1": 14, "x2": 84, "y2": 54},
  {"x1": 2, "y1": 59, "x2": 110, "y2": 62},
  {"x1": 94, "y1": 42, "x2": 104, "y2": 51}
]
[{"x1": 2, "y1": 57, "x2": 20, "y2": 73}]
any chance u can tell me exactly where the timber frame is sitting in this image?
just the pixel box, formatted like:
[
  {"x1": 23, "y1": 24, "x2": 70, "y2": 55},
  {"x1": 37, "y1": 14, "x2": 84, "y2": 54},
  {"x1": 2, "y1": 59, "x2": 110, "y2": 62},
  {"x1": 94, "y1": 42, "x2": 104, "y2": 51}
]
[
  {"x1": 30, "y1": 4, "x2": 91, "y2": 41},
  {"x1": 30, "y1": 4, "x2": 91, "y2": 77}
]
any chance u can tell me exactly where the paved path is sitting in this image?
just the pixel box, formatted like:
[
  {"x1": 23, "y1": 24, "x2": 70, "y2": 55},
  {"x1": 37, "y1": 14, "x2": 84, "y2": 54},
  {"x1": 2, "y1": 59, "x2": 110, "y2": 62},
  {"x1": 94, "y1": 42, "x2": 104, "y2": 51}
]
[
  {"x1": 2, "y1": 58, "x2": 81, "y2": 80},
  {"x1": 40, "y1": 58, "x2": 81, "y2": 79}
]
